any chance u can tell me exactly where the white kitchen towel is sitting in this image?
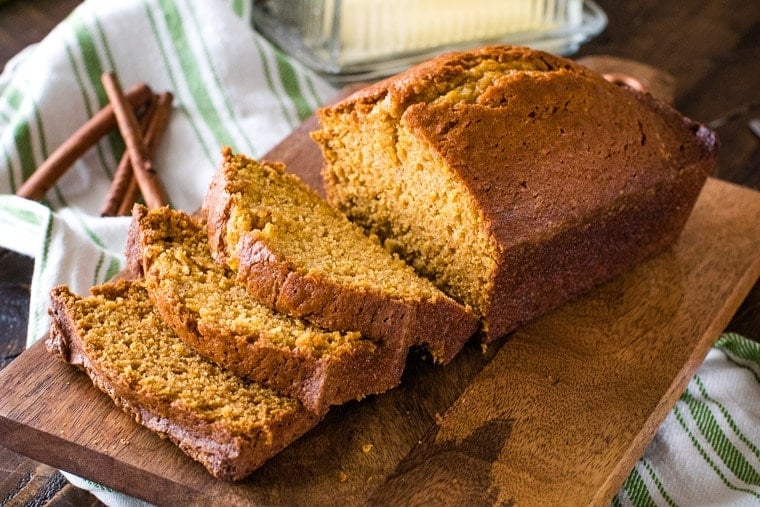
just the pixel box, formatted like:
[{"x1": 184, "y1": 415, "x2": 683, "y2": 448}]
[
  {"x1": 615, "y1": 333, "x2": 760, "y2": 506},
  {"x1": 0, "y1": 1, "x2": 758, "y2": 505},
  {"x1": 0, "y1": 0, "x2": 337, "y2": 343}
]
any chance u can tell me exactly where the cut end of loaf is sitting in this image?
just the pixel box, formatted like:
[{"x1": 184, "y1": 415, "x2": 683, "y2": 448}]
[{"x1": 313, "y1": 44, "x2": 717, "y2": 340}]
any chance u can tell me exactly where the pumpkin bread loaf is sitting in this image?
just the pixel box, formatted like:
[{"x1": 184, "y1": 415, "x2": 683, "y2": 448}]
[
  {"x1": 202, "y1": 148, "x2": 479, "y2": 363},
  {"x1": 127, "y1": 204, "x2": 408, "y2": 414},
  {"x1": 46, "y1": 280, "x2": 319, "y2": 481},
  {"x1": 312, "y1": 45, "x2": 718, "y2": 340}
]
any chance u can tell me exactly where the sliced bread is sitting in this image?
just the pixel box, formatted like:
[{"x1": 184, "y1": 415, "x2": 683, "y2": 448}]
[
  {"x1": 203, "y1": 148, "x2": 479, "y2": 363},
  {"x1": 46, "y1": 280, "x2": 320, "y2": 481},
  {"x1": 127, "y1": 204, "x2": 408, "y2": 414}
]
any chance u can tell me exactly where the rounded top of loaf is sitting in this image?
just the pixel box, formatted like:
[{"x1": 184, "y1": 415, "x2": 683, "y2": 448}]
[
  {"x1": 319, "y1": 45, "x2": 718, "y2": 247},
  {"x1": 341, "y1": 45, "x2": 584, "y2": 112}
]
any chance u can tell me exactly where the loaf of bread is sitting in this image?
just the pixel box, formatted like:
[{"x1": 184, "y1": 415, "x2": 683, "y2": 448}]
[
  {"x1": 203, "y1": 148, "x2": 479, "y2": 363},
  {"x1": 46, "y1": 280, "x2": 320, "y2": 481},
  {"x1": 127, "y1": 204, "x2": 408, "y2": 414},
  {"x1": 312, "y1": 45, "x2": 718, "y2": 340}
]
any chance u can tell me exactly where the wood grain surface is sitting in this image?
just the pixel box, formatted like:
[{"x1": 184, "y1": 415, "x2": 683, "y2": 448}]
[
  {"x1": 1, "y1": 0, "x2": 759, "y2": 505},
  {"x1": 0, "y1": 115, "x2": 758, "y2": 504}
]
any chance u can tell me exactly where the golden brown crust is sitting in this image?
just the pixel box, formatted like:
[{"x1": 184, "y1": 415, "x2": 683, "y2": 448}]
[
  {"x1": 314, "y1": 45, "x2": 718, "y2": 340},
  {"x1": 46, "y1": 282, "x2": 320, "y2": 481},
  {"x1": 124, "y1": 204, "x2": 147, "y2": 278},
  {"x1": 233, "y1": 233, "x2": 477, "y2": 363},
  {"x1": 203, "y1": 149, "x2": 480, "y2": 363},
  {"x1": 326, "y1": 46, "x2": 581, "y2": 116},
  {"x1": 204, "y1": 149, "x2": 235, "y2": 266}
]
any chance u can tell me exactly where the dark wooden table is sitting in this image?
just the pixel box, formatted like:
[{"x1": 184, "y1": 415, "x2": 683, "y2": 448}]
[{"x1": 0, "y1": 0, "x2": 758, "y2": 505}]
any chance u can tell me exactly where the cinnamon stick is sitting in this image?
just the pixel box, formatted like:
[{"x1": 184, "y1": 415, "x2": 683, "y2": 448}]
[
  {"x1": 101, "y1": 72, "x2": 169, "y2": 210},
  {"x1": 15, "y1": 82, "x2": 153, "y2": 201},
  {"x1": 114, "y1": 92, "x2": 174, "y2": 216},
  {"x1": 100, "y1": 97, "x2": 158, "y2": 216},
  {"x1": 115, "y1": 175, "x2": 140, "y2": 217}
]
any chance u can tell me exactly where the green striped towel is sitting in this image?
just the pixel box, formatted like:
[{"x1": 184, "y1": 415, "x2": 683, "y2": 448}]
[
  {"x1": 0, "y1": 0, "x2": 336, "y2": 342},
  {"x1": 0, "y1": 1, "x2": 758, "y2": 505}
]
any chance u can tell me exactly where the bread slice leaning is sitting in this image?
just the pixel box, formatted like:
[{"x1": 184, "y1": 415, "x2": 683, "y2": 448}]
[
  {"x1": 46, "y1": 280, "x2": 319, "y2": 481},
  {"x1": 203, "y1": 148, "x2": 480, "y2": 364},
  {"x1": 127, "y1": 204, "x2": 408, "y2": 414}
]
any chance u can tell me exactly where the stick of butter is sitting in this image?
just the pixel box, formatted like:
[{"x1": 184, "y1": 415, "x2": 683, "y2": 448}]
[
  {"x1": 323, "y1": 0, "x2": 582, "y2": 64},
  {"x1": 253, "y1": 0, "x2": 597, "y2": 77}
]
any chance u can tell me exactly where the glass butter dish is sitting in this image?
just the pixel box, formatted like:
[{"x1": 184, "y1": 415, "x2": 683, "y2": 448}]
[{"x1": 252, "y1": 0, "x2": 607, "y2": 82}]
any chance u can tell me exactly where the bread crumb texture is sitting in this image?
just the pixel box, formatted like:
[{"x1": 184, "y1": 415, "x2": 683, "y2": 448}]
[
  {"x1": 58, "y1": 281, "x2": 300, "y2": 438},
  {"x1": 139, "y1": 206, "x2": 365, "y2": 355},
  {"x1": 221, "y1": 150, "x2": 446, "y2": 302}
]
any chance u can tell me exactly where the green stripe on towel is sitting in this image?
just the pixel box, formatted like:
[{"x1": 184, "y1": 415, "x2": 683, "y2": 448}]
[
  {"x1": 273, "y1": 51, "x2": 313, "y2": 122},
  {"x1": 693, "y1": 375, "x2": 760, "y2": 461},
  {"x1": 682, "y1": 388, "x2": 760, "y2": 485},
  {"x1": 64, "y1": 20, "x2": 117, "y2": 179},
  {"x1": 180, "y1": 0, "x2": 256, "y2": 156},
  {"x1": 620, "y1": 466, "x2": 656, "y2": 507},
  {"x1": 143, "y1": 0, "x2": 216, "y2": 165},
  {"x1": 31, "y1": 210, "x2": 55, "y2": 335},
  {"x1": 640, "y1": 458, "x2": 677, "y2": 506},
  {"x1": 155, "y1": 0, "x2": 241, "y2": 152},
  {"x1": 673, "y1": 403, "x2": 760, "y2": 498},
  {"x1": 716, "y1": 333, "x2": 760, "y2": 367}
]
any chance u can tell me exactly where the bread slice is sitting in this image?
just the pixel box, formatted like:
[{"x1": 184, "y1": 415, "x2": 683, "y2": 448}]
[
  {"x1": 202, "y1": 148, "x2": 479, "y2": 363},
  {"x1": 127, "y1": 204, "x2": 407, "y2": 414},
  {"x1": 312, "y1": 45, "x2": 718, "y2": 340},
  {"x1": 46, "y1": 280, "x2": 320, "y2": 481}
]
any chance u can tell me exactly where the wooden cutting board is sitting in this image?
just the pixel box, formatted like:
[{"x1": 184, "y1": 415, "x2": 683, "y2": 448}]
[{"x1": 1, "y1": 115, "x2": 759, "y2": 506}]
